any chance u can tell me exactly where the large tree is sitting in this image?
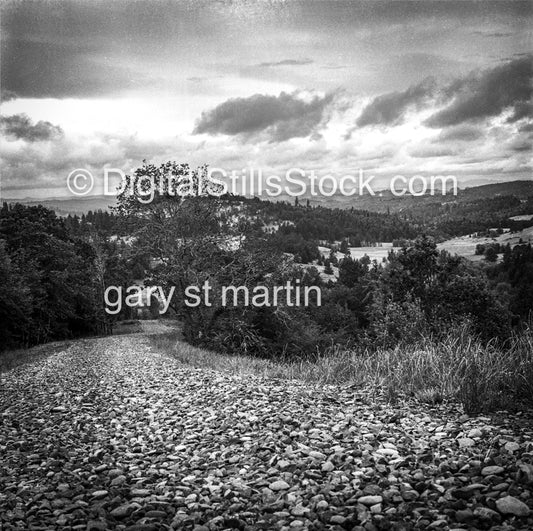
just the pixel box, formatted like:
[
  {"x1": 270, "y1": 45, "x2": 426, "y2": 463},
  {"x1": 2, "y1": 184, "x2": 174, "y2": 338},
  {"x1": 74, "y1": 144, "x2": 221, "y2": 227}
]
[{"x1": 115, "y1": 161, "x2": 288, "y2": 351}]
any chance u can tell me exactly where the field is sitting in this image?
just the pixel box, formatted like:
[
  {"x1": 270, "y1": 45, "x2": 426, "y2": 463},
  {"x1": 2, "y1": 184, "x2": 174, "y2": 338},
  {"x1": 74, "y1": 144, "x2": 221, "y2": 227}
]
[
  {"x1": 438, "y1": 225, "x2": 533, "y2": 261},
  {"x1": 314, "y1": 224, "x2": 533, "y2": 268},
  {"x1": 319, "y1": 244, "x2": 400, "y2": 263}
]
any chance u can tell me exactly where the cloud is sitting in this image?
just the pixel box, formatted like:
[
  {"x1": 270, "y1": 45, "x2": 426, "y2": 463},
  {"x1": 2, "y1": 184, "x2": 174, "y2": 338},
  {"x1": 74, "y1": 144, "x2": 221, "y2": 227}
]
[
  {"x1": 193, "y1": 90, "x2": 335, "y2": 142},
  {"x1": 408, "y1": 145, "x2": 455, "y2": 158},
  {"x1": 508, "y1": 139, "x2": 531, "y2": 152},
  {"x1": 321, "y1": 65, "x2": 348, "y2": 70},
  {"x1": 425, "y1": 55, "x2": 533, "y2": 127},
  {"x1": 257, "y1": 58, "x2": 313, "y2": 68},
  {"x1": 508, "y1": 101, "x2": 533, "y2": 123},
  {"x1": 0, "y1": 127, "x2": 181, "y2": 194},
  {"x1": 1, "y1": 89, "x2": 18, "y2": 102},
  {"x1": 437, "y1": 125, "x2": 483, "y2": 142},
  {"x1": 1, "y1": 39, "x2": 154, "y2": 99},
  {"x1": 472, "y1": 31, "x2": 514, "y2": 38},
  {"x1": 1, "y1": 113, "x2": 63, "y2": 142},
  {"x1": 356, "y1": 77, "x2": 436, "y2": 127},
  {"x1": 519, "y1": 122, "x2": 533, "y2": 133}
]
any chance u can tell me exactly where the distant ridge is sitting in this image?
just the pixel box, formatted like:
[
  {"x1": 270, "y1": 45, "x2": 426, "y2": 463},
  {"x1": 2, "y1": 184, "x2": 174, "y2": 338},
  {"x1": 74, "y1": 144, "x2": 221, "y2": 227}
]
[
  {"x1": 3, "y1": 195, "x2": 118, "y2": 216},
  {"x1": 4, "y1": 179, "x2": 532, "y2": 216}
]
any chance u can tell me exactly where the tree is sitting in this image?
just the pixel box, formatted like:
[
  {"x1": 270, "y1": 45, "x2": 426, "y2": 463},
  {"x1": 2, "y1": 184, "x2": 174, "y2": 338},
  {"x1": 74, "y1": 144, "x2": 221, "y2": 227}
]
[
  {"x1": 374, "y1": 236, "x2": 510, "y2": 341},
  {"x1": 114, "y1": 161, "x2": 291, "y2": 353},
  {"x1": 340, "y1": 239, "x2": 349, "y2": 255},
  {"x1": 484, "y1": 246, "x2": 498, "y2": 262},
  {"x1": 338, "y1": 256, "x2": 369, "y2": 288},
  {"x1": 0, "y1": 240, "x2": 32, "y2": 348},
  {"x1": 324, "y1": 259, "x2": 334, "y2": 275},
  {"x1": 475, "y1": 244, "x2": 485, "y2": 255}
]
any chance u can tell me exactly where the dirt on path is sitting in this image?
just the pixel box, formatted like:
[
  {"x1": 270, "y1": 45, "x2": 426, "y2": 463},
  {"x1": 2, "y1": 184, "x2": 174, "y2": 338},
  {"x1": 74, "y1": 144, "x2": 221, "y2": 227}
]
[{"x1": 1, "y1": 327, "x2": 532, "y2": 530}]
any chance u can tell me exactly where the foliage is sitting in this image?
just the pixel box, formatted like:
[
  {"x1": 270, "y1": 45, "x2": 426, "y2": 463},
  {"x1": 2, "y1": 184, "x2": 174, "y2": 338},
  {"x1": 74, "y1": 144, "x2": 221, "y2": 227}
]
[
  {"x1": 0, "y1": 203, "x2": 107, "y2": 348},
  {"x1": 486, "y1": 243, "x2": 533, "y2": 321}
]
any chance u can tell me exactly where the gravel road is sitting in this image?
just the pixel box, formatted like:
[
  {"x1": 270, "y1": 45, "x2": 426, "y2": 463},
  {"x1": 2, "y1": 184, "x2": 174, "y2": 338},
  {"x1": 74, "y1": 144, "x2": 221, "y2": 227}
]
[{"x1": 1, "y1": 328, "x2": 532, "y2": 530}]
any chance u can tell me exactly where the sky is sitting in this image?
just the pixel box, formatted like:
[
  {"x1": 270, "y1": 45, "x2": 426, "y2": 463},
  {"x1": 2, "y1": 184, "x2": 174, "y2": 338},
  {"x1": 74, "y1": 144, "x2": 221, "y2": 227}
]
[{"x1": 1, "y1": 0, "x2": 532, "y2": 199}]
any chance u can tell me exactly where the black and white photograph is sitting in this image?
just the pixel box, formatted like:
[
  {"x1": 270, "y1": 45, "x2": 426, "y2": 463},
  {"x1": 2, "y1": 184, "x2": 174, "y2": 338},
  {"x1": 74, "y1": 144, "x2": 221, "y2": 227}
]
[{"x1": 1, "y1": 1, "x2": 533, "y2": 529}]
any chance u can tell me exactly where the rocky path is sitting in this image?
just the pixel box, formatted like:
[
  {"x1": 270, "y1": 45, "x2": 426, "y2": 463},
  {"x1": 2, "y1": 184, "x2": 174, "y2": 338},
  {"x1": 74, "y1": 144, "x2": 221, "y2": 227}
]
[{"x1": 1, "y1": 328, "x2": 532, "y2": 530}]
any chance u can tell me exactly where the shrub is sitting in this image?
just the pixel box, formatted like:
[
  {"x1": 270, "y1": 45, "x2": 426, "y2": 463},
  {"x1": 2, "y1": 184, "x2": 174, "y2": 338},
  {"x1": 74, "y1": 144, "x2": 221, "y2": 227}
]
[{"x1": 366, "y1": 291, "x2": 428, "y2": 348}]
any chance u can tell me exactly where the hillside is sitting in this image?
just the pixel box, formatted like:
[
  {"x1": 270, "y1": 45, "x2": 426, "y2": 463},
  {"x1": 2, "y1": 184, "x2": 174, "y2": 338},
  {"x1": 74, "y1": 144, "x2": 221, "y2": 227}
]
[{"x1": 438, "y1": 226, "x2": 533, "y2": 262}]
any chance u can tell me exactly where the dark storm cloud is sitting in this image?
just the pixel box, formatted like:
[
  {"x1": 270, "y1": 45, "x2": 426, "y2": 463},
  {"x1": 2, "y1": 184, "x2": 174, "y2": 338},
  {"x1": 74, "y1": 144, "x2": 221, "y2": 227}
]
[
  {"x1": 0, "y1": 1, "x2": 208, "y2": 99},
  {"x1": 1, "y1": 114, "x2": 63, "y2": 142},
  {"x1": 425, "y1": 55, "x2": 533, "y2": 128},
  {"x1": 356, "y1": 78, "x2": 436, "y2": 127},
  {"x1": 288, "y1": 0, "x2": 532, "y2": 32},
  {"x1": 1, "y1": 40, "x2": 150, "y2": 99},
  {"x1": 1, "y1": 0, "x2": 530, "y2": 100},
  {"x1": 257, "y1": 58, "x2": 313, "y2": 68},
  {"x1": 193, "y1": 91, "x2": 334, "y2": 142}
]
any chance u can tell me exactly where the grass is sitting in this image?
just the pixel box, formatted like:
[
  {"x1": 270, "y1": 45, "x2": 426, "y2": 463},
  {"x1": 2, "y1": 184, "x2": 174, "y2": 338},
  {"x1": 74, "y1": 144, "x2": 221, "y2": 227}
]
[
  {"x1": 0, "y1": 339, "x2": 74, "y2": 374},
  {"x1": 112, "y1": 319, "x2": 143, "y2": 335},
  {"x1": 152, "y1": 325, "x2": 533, "y2": 414},
  {"x1": 151, "y1": 333, "x2": 299, "y2": 380}
]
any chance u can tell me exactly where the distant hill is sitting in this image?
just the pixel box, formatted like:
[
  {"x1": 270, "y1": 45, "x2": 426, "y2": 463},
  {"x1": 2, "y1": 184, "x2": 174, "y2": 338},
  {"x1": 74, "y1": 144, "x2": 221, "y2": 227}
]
[
  {"x1": 4, "y1": 195, "x2": 117, "y2": 216},
  {"x1": 461, "y1": 180, "x2": 533, "y2": 200},
  {"x1": 4, "y1": 179, "x2": 532, "y2": 216},
  {"x1": 323, "y1": 179, "x2": 533, "y2": 213},
  {"x1": 234, "y1": 179, "x2": 533, "y2": 213}
]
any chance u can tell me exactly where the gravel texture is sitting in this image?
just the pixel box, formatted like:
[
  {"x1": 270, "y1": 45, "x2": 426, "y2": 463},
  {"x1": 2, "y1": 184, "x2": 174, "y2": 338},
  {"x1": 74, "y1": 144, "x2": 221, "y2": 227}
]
[{"x1": 1, "y1": 330, "x2": 532, "y2": 530}]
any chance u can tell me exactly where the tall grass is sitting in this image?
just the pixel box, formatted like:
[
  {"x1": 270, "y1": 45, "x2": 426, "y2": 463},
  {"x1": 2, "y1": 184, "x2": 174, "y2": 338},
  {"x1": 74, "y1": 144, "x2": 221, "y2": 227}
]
[{"x1": 154, "y1": 324, "x2": 533, "y2": 414}]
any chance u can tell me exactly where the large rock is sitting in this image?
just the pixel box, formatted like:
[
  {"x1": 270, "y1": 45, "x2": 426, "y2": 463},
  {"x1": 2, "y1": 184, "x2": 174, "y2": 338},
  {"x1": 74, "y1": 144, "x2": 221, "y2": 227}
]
[
  {"x1": 481, "y1": 465, "x2": 504, "y2": 476},
  {"x1": 269, "y1": 480, "x2": 290, "y2": 491},
  {"x1": 358, "y1": 495, "x2": 383, "y2": 506},
  {"x1": 110, "y1": 504, "x2": 137, "y2": 519},
  {"x1": 495, "y1": 496, "x2": 530, "y2": 517}
]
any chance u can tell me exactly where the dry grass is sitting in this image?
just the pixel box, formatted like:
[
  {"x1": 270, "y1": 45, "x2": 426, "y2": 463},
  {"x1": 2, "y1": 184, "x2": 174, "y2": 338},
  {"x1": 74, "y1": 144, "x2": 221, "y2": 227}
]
[
  {"x1": 153, "y1": 325, "x2": 533, "y2": 413},
  {"x1": 151, "y1": 333, "x2": 295, "y2": 380}
]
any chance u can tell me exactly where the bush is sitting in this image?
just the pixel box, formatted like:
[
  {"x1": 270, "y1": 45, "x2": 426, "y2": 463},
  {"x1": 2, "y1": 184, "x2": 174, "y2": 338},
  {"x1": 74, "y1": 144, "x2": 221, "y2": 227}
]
[{"x1": 366, "y1": 292, "x2": 428, "y2": 348}]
